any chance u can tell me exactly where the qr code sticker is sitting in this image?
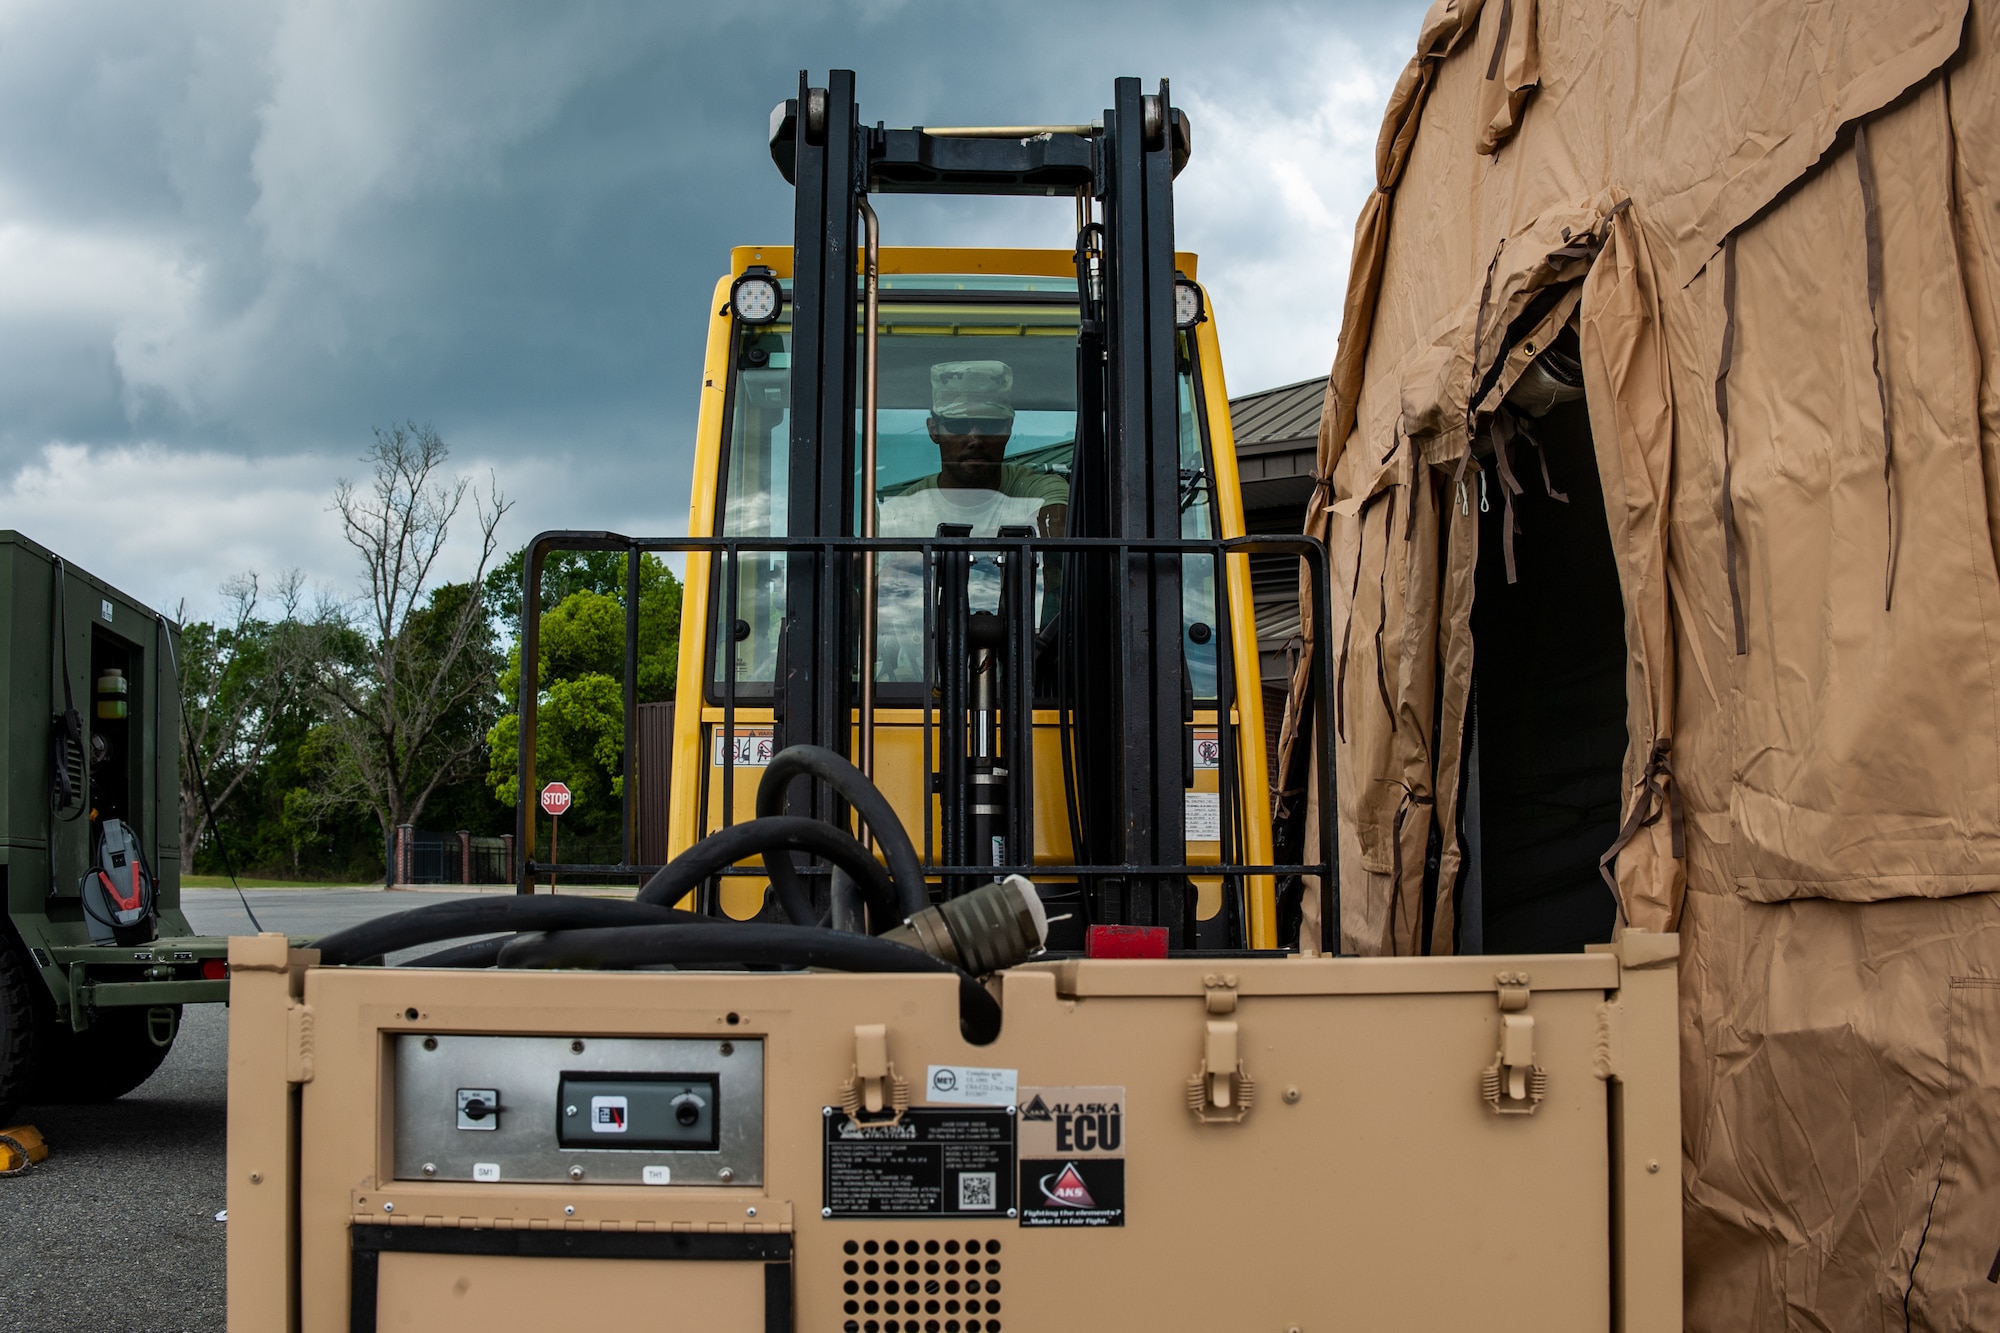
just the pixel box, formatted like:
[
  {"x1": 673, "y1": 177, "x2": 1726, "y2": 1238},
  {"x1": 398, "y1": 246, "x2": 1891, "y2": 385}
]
[{"x1": 958, "y1": 1172, "x2": 997, "y2": 1210}]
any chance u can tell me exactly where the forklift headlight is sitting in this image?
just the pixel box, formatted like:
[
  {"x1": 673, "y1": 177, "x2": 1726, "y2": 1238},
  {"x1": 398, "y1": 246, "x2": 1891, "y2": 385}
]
[
  {"x1": 1173, "y1": 277, "x2": 1204, "y2": 330},
  {"x1": 731, "y1": 269, "x2": 784, "y2": 325}
]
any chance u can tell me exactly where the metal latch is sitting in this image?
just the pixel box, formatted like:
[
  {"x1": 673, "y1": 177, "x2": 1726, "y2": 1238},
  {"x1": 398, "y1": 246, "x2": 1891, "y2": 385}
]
[
  {"x1": 1482, "y1": 970, "x2": 1546, "y2": 1115},
  {"x1": 1187, "y1": 1012, "x2": 1256, "y2": 1124},
  {"x1": 840, "y1": 1023, "x2": 908, "y2": 1125}
]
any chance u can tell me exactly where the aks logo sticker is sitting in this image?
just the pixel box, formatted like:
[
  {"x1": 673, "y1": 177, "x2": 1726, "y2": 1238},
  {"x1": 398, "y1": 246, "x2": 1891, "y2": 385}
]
[
  {"x1": 1020, "y1": 1094, "x2": 1053, "y2": 1121},
  {"x1": 1040, "y1": 1162, "x2": 1096, "y2": 1209}
]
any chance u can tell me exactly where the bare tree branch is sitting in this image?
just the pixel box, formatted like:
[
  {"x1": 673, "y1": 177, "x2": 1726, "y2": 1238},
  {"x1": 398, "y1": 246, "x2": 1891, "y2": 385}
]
[{"x1": 311, "y1": 424, "x2": 512, "y2": 846}]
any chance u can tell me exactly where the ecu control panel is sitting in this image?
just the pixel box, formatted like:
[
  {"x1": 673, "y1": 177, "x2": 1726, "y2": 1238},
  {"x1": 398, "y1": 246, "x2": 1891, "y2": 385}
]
[{"x1": 392, "y1": 1035, "x2": 764, "y2": 1186}]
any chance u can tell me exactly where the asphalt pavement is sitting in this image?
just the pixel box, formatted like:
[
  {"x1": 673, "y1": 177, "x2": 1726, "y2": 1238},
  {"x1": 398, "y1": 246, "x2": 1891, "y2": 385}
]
[
  {"x1": 179, "y1": 884, "x2": 507, "y2": 940},
  {"x1": 2, "y1": 887, "x2": 497, "y2": 1332}
]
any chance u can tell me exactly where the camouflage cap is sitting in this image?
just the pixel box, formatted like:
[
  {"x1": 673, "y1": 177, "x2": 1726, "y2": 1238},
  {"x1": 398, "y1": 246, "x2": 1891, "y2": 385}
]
[{"x1": 930, "y1": 360, "x2": 1015, "y2": 421}]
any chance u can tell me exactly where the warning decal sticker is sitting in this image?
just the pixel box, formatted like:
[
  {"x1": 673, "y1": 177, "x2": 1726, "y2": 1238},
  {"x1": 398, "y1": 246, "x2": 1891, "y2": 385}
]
[
  {"x1": 711, "y1": 727, "x2": 775, "y2": 768},
  {"x1": 823, "y1": 1108, "x2": 1016, "y2": 1218},
  {"x1": 1185, "y1": 790, "x2": 1222, "y2": 842},
  {"x1": 1017, "y1": 1086, "x2": 1125, "y2": 1227}
]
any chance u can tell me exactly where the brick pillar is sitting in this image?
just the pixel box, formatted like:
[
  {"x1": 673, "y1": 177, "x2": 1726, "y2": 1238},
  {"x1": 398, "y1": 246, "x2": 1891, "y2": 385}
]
[
  {"x1": 458, "y1": 830, "x2": 472, "y2": 884},
  {"x1": 395, "y1": 823, "x2": 415, "y2": 888},
  {"x1": 501, "y1": 834, "x2": 516, "y2": 887}
]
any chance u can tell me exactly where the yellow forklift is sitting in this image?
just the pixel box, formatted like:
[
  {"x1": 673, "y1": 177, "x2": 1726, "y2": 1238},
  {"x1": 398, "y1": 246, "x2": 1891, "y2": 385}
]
[{"x1": 226, "y1": 73, "x2": 1681, "y2": 1331}]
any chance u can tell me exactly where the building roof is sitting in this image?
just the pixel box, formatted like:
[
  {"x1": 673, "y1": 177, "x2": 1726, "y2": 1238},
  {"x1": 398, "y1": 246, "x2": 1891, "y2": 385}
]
[
  {"x1": 1227, "y1": 374, "x2": 1325, "y2": 523},
  {"x1": 1224, "y1": 376, "x2": 1325, "y2": 678},
  {"x1": 1228, "y1": 376, "x2": 1327, "y2": 450}
]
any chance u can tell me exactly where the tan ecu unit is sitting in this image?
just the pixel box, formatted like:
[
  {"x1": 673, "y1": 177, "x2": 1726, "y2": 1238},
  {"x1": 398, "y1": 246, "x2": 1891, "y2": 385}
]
[{"x1": 225, "y1": 930, "x2": 1681, "y2": 1331}]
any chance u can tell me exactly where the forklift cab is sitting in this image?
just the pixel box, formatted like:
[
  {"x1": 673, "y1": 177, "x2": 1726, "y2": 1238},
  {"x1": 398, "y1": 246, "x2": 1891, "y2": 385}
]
[{"x1": 712, "y1": 270, "x2": 1224, "y2": 686}]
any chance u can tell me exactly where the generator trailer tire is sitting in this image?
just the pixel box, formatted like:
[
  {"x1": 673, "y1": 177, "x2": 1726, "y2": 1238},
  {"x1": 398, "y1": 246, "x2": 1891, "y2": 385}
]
[
  {"x1": 32, "y1": 1004, "x2": 179, "y2": 1103},
  {"x1": 0, "y1": 939, "x2": 42, "y2": 1124}
]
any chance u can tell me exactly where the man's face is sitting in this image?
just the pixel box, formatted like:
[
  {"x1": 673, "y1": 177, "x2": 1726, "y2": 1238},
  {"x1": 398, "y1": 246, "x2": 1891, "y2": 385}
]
[{"x1": 928, "y1": 416, "x2": 1013, "y2": 489}]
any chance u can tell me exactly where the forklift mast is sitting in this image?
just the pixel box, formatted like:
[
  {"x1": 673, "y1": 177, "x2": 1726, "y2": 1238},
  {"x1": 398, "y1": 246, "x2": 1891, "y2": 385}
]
[{"x1": 770, "y1": 71, "x2": 1200, "y2": 929}]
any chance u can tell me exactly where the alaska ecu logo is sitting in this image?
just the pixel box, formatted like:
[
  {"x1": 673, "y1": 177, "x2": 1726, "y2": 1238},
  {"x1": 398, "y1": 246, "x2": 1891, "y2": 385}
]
[
  {"x1": 1050, "y1": 1102, "x2": 1121, "y2": 1153},
  {"x1": 1017, "y1": 1085, "x2": 1126, "y2": 1227}
]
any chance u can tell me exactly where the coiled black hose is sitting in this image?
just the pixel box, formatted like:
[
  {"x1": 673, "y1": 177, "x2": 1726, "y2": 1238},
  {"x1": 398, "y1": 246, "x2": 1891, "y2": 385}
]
[
  {"x1": 313, "y1": 896, "x2": 713, "y2": 966},
  {"x1": 497, "y1": 922, "x2": 1001, "y2": 1044},
  {"x1": 635, "y1": 815, "x2": 898, "y2": 930},
  {"x1": 316, "y1": 900, "x2": 1000, "y2": 1043},
  {"x1": 756, "y1": 745, "x2": 929, "y2": 921}
]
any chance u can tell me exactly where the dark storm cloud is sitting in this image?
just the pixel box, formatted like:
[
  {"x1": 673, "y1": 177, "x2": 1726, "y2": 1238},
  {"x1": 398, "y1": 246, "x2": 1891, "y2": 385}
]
[{"x1": 0, "y1": 0, "x2": 1422, "y2": 612}]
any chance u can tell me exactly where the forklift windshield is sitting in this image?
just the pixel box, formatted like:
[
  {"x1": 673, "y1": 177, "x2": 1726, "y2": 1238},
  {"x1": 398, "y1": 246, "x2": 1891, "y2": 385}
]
[{"x1": 714, "y1": 284, "x2": 1217, "y2": 697}]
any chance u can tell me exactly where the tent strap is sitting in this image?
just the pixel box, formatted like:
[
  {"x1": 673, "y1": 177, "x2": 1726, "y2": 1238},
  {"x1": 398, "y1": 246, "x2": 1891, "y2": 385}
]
[{"x1": 1597, "y1": 736, "x2": 1685, "y2": 915}]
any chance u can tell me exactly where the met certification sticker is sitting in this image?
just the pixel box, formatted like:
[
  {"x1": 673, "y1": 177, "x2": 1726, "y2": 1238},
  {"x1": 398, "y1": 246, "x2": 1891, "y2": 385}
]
[{"x1": 925, "y1": 1064, "x2": 1019, "y2": 1107}]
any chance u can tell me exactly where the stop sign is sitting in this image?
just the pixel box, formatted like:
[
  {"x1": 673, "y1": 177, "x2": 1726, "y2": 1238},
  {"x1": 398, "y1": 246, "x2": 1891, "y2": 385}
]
[{"x1": 539, "y1": 782, "x2": 572, "y2": 817}]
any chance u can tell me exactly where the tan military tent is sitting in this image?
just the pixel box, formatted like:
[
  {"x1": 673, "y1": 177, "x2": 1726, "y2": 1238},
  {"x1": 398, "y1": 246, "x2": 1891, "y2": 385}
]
[{"x1": 1278, "y1": 0, "x2": 2000, "y2": 1324}]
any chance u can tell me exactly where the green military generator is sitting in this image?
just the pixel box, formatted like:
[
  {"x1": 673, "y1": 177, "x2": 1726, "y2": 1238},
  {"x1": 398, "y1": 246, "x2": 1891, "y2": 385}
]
[{"x1": 0, "y1": 530, "x2": 234, "y2": 1121}]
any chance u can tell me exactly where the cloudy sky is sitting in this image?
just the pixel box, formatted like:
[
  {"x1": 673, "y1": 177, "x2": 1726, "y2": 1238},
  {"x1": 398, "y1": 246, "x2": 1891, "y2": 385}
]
[{"x1": 0, "y1": 0, "x2": 1424, "y2": 620}]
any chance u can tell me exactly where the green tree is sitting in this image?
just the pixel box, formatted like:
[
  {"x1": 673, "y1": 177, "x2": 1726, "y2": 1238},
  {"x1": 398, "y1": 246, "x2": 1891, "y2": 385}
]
[
  {"x1": 486, "y1": 554, "x2": 680, "y2": 843},
  {"x1": 484, "y1": 547, "x2": 645, "y2": 640},
  {"x1": 174, "y1": 576, "x2": 394, "y2": 881},
  {"x1": 170, "y1": 424, "x2": 518, "y2": 884},
  {"x1": 173, "y1": 573, "x2": 316, "y2": 860}
]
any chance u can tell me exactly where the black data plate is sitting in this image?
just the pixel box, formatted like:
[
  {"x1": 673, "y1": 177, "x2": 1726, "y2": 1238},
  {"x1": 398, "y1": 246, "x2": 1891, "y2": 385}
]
[{"x1": 823, "y1": 1108, "x2": 1016, "y2": 1218}]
